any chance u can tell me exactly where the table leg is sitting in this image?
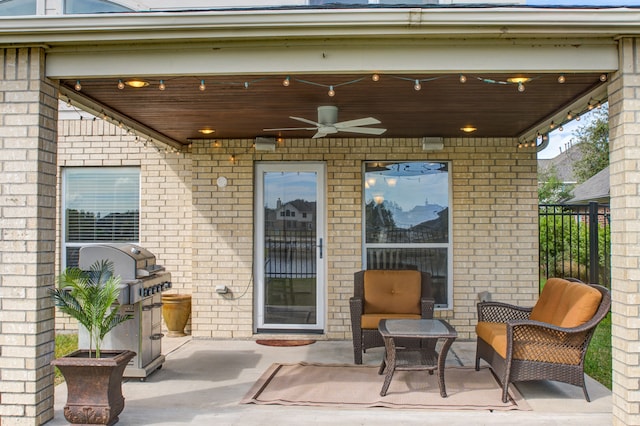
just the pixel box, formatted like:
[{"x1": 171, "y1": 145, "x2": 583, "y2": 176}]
[
  {"x1": 379, "y1": 336, "x2": 396, "y2": 396},
  {"x1": 437, "y1": 337, "x2": 456, "y2": 397}
]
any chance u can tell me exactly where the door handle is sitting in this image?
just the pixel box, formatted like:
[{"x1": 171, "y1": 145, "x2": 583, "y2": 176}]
[{"x1": 318, "y1": 237, "x2": 323, "y2": 259}]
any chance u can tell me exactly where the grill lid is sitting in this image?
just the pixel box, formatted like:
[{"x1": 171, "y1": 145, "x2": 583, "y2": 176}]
[{"x1": 79, "y1": 243, "x2": 164, "y2": 281}]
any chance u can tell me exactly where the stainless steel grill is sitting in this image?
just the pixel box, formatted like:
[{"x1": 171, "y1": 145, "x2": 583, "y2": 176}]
[{"x1": 78, "y1": 243, "x2": 172, "y2": 379}]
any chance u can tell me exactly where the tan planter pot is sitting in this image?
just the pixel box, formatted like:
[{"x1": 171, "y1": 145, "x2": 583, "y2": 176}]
[
  {"x1": 162, "y1": 294, "x2": 191, "y2": 337},
  {"x1": 51, "y1": 349, "x2": 136, "y2": 425}
]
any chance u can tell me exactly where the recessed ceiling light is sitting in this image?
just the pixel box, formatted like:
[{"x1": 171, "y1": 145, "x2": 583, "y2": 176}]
[
  {"x1": 198, "y1": 129, "x2": 215, "y2": 135},
  {"x1": 460, "y1": 126, "x2": 477, "y2": 133},
  {"x1": 506, "y1": 77, "x2": 531, "y2": 84},
  {"x1": 125, "y1": 80, "x2": 149, "y2": 88}
]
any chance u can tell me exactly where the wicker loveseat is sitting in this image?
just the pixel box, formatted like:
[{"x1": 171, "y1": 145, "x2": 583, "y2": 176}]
[
  {"x1": 475, "y1": 277, "x2": 611, "y2": 402},
  {"x1": 350, "y1": 269, "x2": 434, "y2": 364}
]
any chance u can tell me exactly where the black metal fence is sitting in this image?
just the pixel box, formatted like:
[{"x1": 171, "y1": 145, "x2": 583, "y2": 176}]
[{"x1": 539, "y1": 202, "x2": 611, "y2": 287}]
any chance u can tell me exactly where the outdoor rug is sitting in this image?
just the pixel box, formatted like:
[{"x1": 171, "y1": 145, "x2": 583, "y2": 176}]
[{"x1": 242, "y1": 362, "x2": 530, "y2": 411}]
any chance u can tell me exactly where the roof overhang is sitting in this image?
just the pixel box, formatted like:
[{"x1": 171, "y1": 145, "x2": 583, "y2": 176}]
[{"x1": 0, "y1": 7, "x2": 631, "y2": 148}]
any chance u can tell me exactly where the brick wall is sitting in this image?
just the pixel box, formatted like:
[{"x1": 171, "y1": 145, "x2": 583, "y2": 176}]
[
  {"x1": 609, "y1": 37, "x2": 640, "y2": 426},
  {"x1": 0, "y1": 47, "x2": 58, "y2": 426},
  {"x1": 54, "y1": 122, "x2": 538, "y2": 341},
  {"x1": 191, "y1": 136, "x2": 539, "y2": 340},
  {"x1": 56, "y1": 118, "x2": 193, "y2": 332}
]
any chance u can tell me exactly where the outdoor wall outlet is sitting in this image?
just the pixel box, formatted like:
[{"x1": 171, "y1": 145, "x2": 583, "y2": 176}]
[{"x1": 215, "y1": 285, "x2": 229, "y2": 294}]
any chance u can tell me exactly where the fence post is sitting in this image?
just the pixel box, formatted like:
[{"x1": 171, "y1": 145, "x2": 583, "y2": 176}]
[{"x1": 588, "y1": 202, "x2": 599, "y2": 284}]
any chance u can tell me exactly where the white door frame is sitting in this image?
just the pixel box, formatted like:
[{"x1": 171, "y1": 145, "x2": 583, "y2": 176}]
[{"x1": 254, "y1": 162, "x2": 327, "y2": 332}]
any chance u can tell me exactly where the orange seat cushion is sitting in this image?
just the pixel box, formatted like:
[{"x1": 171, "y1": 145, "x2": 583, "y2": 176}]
[
  {"x1": 363, "y1": 270, "x2": 422, "y2": 315},
  {"x1": 361, "y1": 313, "x2": 422, "y2": 330},
  {"x1": 530, "y1": 278, "x2": 602, "y2": 328},
  {"x1": 476, "y1": 321, "x2": 508, "y2": 358}
]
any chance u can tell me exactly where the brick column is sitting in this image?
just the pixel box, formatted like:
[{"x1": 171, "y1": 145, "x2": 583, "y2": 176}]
[
  {"x1": 608, "y1": 37, "x2": 640, "y2": 425},
  {"x1": 0, "y1": 48, "x2": 58, "y2": 425}
]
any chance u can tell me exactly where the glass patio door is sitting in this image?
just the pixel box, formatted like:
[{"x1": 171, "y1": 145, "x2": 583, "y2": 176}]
[{"x1": 255, "y1": 162, "x2": 326, "y2": 332}]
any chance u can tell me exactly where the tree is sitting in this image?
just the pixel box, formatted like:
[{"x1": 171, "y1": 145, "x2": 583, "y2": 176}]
[
  {"x1": 572, "y1": 106, "x2": 609, "y2": 184},
  {"x1": 538, "y1": 164, "x2": 573, "y2": 204}
]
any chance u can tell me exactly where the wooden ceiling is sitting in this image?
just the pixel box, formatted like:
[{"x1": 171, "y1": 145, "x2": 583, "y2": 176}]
[{"x1": 61, "y1": 72, "x2": 606, "y2": 145}]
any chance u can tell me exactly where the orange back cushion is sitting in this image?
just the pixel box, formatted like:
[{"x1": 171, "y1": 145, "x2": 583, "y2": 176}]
[
  {"x1": 363, "y1": 270, "x2": 421, "y2": 315},
  {"x1": 530, "y1": 278, "x2": 602, "y2": 328}
]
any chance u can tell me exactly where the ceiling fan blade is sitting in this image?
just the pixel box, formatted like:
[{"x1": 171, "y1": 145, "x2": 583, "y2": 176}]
[
  {"x1": 334, "y1": 117, "x2": 381, "y2": 128},
  {"x1": 312, "y1": 130, "x2": 328, "y2": 139},
  {"x1": 338, "y1": 126, "x2": 387, "y2": 135},
  {"x1": 263, "y1": 127, "x2": 317, "y2": 131},
  {"x1": 290, "y1": 116, "x2": 322, "y2": 127}
]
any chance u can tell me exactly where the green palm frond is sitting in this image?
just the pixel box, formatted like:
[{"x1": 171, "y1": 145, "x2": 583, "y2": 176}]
[{"x1": 50, "y1": 259, "x2": 133, "y2": 358}]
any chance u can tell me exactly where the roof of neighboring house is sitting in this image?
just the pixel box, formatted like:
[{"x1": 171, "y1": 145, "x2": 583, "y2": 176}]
[
  {"x1": 565, "y1": 165, "x2": 610, "y2": 204},
  {"x1": 538, "y1": 142, "x2": 583, "y2": 183}
]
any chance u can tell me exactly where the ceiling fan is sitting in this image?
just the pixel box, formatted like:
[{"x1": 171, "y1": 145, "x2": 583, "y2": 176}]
[{"x1": 264, "y1": 106, "x2": 387, "y2": 139}]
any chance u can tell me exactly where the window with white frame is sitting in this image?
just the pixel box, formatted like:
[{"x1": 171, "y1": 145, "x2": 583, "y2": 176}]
[
  {"x1": 65, "y1": 0, "x2": 132, "y2": 14},
  {"x1": 62, "y1": 167, "x2": 140, "y2": 268},
  {"x1": 363, "y1": 161, "x2": 451, "y2": 308}
]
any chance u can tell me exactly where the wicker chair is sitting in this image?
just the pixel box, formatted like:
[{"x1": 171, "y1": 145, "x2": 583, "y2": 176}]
[
  {"x1": 350, "y1": 269, "x2": 434, "y2": 364},
  {"x1": 475, "y1": 277, "x2": 611, "y2": 403}
]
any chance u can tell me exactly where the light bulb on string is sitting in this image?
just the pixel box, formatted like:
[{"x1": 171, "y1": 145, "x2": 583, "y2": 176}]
[
  {"x1": 244, "y1": 82, "x2": 249, "y2": 89},
  {"x1": 557, "y1": 75, "x2": 566, "y2": 84},
  {"x1": 414, "y1": 80, "x2": 421, "y2": 91},
  {"x1": 282, "y1": 76, "x2": 290, "y2": 87},
  {"x1": 117, "y1": 79, "x2": 125, "y2": 90},
  {"x1": 549, "y1": 121, "x2": 555, "y2": 129},
  {"x1": 74, "y1": 80, "x2": 82, "y2": 91},
  {"x1": 559, "y1": 125, "x2": 564, "y2": 132},
  {"x1": 576, "y1": 114, "x2": 581, "y2": 121},
  {"x1": 199, "y1": 80, "x2": 206, "y2": 91},
  {"x1": 372, "y1": 73, "x2": 380, "y2": 82},
  {"x1": 328, "y1": 85, "x2": 335, "y2": 97},
  {"x1": 459, "y1": 74, "x2": 467, "y2": 83},
  {"x1": 566, "y1": 111, "x2": 573, "y2": 120},
  {"x1": 588, "y1": 102, "x2": 594, "y2": 110},
  {"x1": 517, "y1": 82, "x2": 525, "y2": 92},
  {"x1": 600, "y1": 74, "x2": 607, "y2": 82},
  {"x1": 159, "y1": 80, "x2": 166, "y2": 91}
]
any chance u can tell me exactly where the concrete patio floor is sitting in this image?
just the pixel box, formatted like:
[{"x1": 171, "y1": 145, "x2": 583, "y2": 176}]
[{"x1": 48, "y1": 337, "x2": 612, "y2": 425}]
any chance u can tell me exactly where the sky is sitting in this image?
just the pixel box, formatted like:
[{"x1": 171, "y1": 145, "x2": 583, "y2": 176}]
[
  {"x1": 537, "y1": 119, "x2": 582, "y2": 159},
  {"x1": 527, "y1": 1, "x2": 640, "y2": 5}
]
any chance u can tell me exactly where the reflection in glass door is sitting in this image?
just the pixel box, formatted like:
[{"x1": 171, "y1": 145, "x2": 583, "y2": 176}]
[{"x1": 255, "y1": 163, "x2": 325, "y2": 332}]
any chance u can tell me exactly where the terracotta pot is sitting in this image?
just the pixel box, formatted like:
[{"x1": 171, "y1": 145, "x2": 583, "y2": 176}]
[
  {"x1": 162, "y1": 294, "x2": 192, "y2": 337},
  {"x1": 51, "y1": 349, "x2": 136, "y2": 425}
]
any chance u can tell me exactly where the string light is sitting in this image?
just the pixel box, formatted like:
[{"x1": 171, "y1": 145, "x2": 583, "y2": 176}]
[
  {"x1": 328, "y1": 85, "x2": 335, "y2": 97},
  {"x1": 557, "y1": 75, "x2": 566, "y2": 84},
  {"x1": 459, "y1": 74, "x2": 467, "y2": 83},
  {"x1": 600, "y1": 74, "x2": 607, "y2": 82},
  {"x1": 517, "y1": 82, "x2": 525, "y2": 92},
  {"x1": 566, "y1": 111, "x2": 573, "y2": 120},
  {"x1": 199, "y1": 80, "x2": 206, "y2": 91},
  {"x1": 372, "y1": 73, "x2": 380, "y2": 82},
  {"x1": 575, "y1": 113, "x2": 581, "y2": 121},
  {"x1": 414, "y1": 80, "x2": 421, "y2": 91},
  {"x1": 282, "y1": 76, "x2": 290, "y2": 86},
  {"x1": 558, "y1": 125, "x2": 564, "y2": 132},
  {"x1": 549, "y1": 121, "x2": 555, "y2": 129},
  {"x1": 74, "y1": 80, "x2": 82, "y2": 91},
  {"x1": 117, "y1": 79, "x2": 125, "y2": 90},
  {"x1": 159, "y1": 80, "x2": 166, "y2": 91}
]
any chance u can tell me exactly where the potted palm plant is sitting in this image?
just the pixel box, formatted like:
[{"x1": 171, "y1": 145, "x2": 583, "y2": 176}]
[{"x1": 50, "y1": 260, "x2": 136, "y2": 426}]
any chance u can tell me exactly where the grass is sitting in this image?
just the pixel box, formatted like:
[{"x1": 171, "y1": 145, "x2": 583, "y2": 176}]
[
  {"x1": 584, "y1": 312, "x2": 612, "y2": 389},
  {"x1": 54, "y1": 333, "x2": 78, "y2": 385}
]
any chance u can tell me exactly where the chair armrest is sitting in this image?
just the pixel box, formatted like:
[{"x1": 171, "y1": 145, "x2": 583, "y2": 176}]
[
  {"x1": 477, "y1": 301, "x2": 532, "y2": 323},
  {"x1": 421, "y1": 297, "x2": 435, "y2": 319},
  {"x1": 506, "y1": 319, "x2": 593, "y2": 364},
  {"x1": 350, "y1": 296, "x2": 364, "y2": 317}
]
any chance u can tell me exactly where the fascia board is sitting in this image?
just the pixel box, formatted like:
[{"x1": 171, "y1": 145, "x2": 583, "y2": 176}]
[{"x1": 2, "y1": 8, "x2": 640, "y2": 45}]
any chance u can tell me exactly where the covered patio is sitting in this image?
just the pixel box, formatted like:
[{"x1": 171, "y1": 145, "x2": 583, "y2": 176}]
[
  {"x1": 47, "y1": 337, "x2": 613, "y2": 425},
  {"x1": 1, "y1": 5, "x2": 639, "y2": 426}
]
